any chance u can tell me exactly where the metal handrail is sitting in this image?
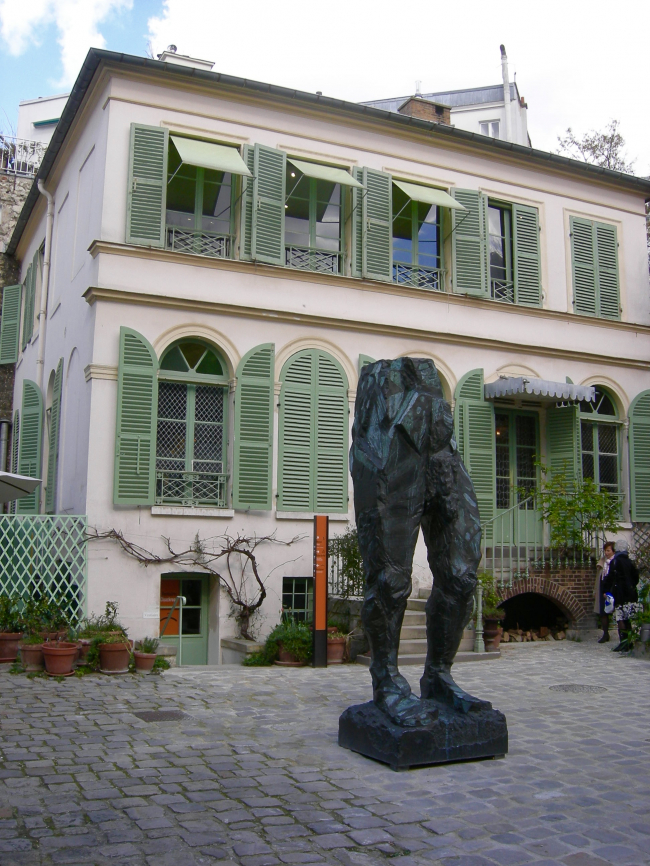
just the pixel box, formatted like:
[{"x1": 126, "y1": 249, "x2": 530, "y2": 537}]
[
  {"x1": 393, "y1": 262, "x2": 445, "y2": 292},
  {"x1": 0, "y1": 136, "x2": 46, "y2": 177},
  {"x1": 155, "y1": 469, "x2": 228, "y2": 508},
  {"x1": 160, "y1": 594, "x2": 186, "y2": 666}
]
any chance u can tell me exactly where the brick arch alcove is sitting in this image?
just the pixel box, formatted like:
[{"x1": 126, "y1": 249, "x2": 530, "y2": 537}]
[{"x1": 497, "y1": 574, "x2": 591, "y2": 625}]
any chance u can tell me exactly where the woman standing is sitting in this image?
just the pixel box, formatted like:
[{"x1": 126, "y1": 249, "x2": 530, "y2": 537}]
[
  {"x1": 602, "y1": 539, "x2": 641, "y2": 652},
  {"x1": 594, "y1": 541, "x2": 615, "y2": 643}
]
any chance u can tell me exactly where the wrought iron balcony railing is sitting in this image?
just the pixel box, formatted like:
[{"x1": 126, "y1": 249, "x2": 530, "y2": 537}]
[
  {"x1": 285, "y1": 245, "x2": 341, "y2": 274},
  {"x1": 393, "y1": 263, "x2": 445, "y2": 292},
  {"x1": 490, "y1": 278, "x2": 515, "y2": 304},
  {"x1": 0, "y1": 136, "x2": 46, "y2": 177},
  {"x1": 166, "y1": 227, "x2": 232, "y2": 259},
  {"x1": 155, "y1": 470, "x2": 228, "y2": 508}
]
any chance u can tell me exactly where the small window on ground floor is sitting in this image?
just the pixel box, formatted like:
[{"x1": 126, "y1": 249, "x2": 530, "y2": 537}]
[
  {"x1": 282, "y1": 576, "x2": 313, "y2": 623},
  {"x1": 579, "y1": 387, "x2": 620, "y2": 496}
]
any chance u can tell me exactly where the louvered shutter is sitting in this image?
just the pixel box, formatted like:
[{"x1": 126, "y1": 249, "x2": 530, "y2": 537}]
[
  {"x1": 45, "y1": 358, "x2": 63, "y2": 514},
  {"x1": 350, "y1": 166, "x2": 364, "y2": 278},
  {"x1": 233, "y1": 343, "x2": 275, "y2": 510},
  {"x1": 546, "y1": 405, "x2": 579, "y2": 488},
  {"x1": 570, "y1": 217, "x2": 597, "y2": 316},
  {"x1": 451, "y1": 190, "x2": 489, "y2": 296},
  {"x1": 126, "y1": 124, "x2": 168, "y2": 248},
  {"x1": 453, "y1": 369, "x2": 495, "y2": 528},
  {"x1": 629, "y1": 390, "x2": 650, "y2": 522},
  {"x1": 595, "y1": 222, "x2": 620, "y2": 320},
  {"x1": 17, "y1": 380, "x2": 43, "y2": 514},
  {"x1": 315, "y1": 353, "x2": 348, "y2": 512},
  {"x1": 9, "y1": 410, "x2": 19, "y2": 513},
  {"x1": 278, "y1": 351, "x2": 314, "y2": 510},
  {"x1": 513, "y1": 204, "x2": 541, "y2": 307},
  {"x1": 239, "y1": 144, "x2": 255, "y2": 261},
  {"x1": 362, "y1": 168, "x2": 392, "y2": 282},
  {"x1": 0, "y1": 285, "x2": 22, "y2": 364},
  {"x1": 113, "y1": 327, "x2": 158, "y2": 505},
  {"x1": 252, "y1": 144, "x2": 285, "y2": 265},
  {"x1": 22, "y1": 265, "x2": 33, "y2": 349}
]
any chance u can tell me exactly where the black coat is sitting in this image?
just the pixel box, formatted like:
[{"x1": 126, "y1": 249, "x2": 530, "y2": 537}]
[{"x1": 602, "y1": 552, "x2": 639, "y2": 606}]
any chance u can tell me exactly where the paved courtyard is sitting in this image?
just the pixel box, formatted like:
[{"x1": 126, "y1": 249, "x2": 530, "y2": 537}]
[{"x1": 0, "y1": 640, "x2": 648, "y2": 866}]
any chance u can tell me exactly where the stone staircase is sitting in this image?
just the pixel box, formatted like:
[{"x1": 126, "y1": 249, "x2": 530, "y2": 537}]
[{"x1": 356, "y1": 586, "x2": 499, "y2": 666}]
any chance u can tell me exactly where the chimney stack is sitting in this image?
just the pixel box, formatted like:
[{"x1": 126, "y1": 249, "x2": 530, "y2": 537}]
[
  {"x1": 500, "y1": 44, "x2": 513, "y2": 143},
  {"x1": 397, "y1": 96, "x2": 451, "y2": 126}
]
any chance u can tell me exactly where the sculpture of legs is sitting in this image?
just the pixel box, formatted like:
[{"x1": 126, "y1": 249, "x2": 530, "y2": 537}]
[{"x1": 419, "y1": 449, "x2": 491, "y2": 713}]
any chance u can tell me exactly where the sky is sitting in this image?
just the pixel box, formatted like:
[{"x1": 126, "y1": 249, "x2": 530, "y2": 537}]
[{"x1": 0, "y1": 0, "x2": 648, "y2": 175}]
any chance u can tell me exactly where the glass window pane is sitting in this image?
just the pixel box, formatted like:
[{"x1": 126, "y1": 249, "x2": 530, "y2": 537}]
[
  {"x1": 202, "y1": 170, "x2": 232, "y2": 234},
  {"x1": 182, "y1": 607, "x2": 201, "y2": 635},
  {"x1": 285, "y1": 173, "x2": 310, "y2": 248},
  {"x1": 598, "y1": 424, "x2": 617, "y2": 454},
  {"x1": 598, "y1": 454, "x2": 618, "y2": 487},
  {"x1": 160, "y1": 346, "x2": 189, "y2": 372},
  {"x1": 167, "y1": 156, "x2": 197, "y2": 228},
  {"x1": 180, "y1": 342, "x2": 207, "y2": 370},
  {"x1": 582, "y1": 453, "x2": 594, "y2": 480},
  {"x1": 196, "y1": 349, "x2": 223, "y2": 377},
  {"x1": 581, "y1": 421, "x2": 594, "y2": 452},
  {"x1": 182, "y1": 579, "x2": 203, "y2": 607},
  {"x1": 491, "y1": 122, "x2": 500, "y2": 138},
  {"x1": 495, "y1": 413, "x2": 510, "y2": 509}
]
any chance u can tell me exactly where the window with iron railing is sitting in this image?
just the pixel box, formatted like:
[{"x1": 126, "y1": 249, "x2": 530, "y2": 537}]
[
  {"x1": 156, "y1": 340, "x2": 229, "y2": 508},
  {"x1": 285, "y1": 166, "x2": 342, "y2": 274},
  {"x1": 488, "y1": 203, "x2": 514, "y2": 304},
  {"x1": 579, "y1": 388, "x2": 620, "y2": 498},
  {"x1": 392, "y1": 184, "x2": 443, "y2": 291}
]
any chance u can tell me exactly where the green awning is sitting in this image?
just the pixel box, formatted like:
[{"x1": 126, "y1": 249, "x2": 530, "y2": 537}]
[
  {"x1": 392, "y1": 180, "x2": 465, "y2": 210},
  {"x1": 170, "y1": 136, "x2": 252, "y2": 176},
  {"x1": 288, "y1": 158, "x2": 362, "y2": 188}
]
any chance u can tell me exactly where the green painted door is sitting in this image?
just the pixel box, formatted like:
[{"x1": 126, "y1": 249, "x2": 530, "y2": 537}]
[
  {"x1": 494, "y1": 411, "x2": 543, "y2": 545},
  {"x1": 159, "y1": 574, "x2": 209, "y2": 665}
]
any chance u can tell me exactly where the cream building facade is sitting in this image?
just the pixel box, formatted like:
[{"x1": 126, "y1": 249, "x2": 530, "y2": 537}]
[{"x1": 3, "y1": 49, "x2": 650, "y2": 664}]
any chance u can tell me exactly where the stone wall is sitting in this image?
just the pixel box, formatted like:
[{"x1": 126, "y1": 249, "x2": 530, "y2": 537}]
[
  {"x1": 0, "y1": 173, "x2": 32, "y2": 424},
  {"x1": 498, "y1": 566, "x2": 596, "y2": 626}
]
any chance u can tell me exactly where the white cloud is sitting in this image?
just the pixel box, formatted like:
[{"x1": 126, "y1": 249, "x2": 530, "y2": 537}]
[
  {"x1": 147, "y1": 0, "x2": 650, "y2": 174},
  {"x1": 0, "y1": 0, "x2": 132, "y2": 87}
]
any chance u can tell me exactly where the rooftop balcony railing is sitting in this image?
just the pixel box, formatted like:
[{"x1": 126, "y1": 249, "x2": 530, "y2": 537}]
[{"x1": 0, "y1": 136, "x2": 46, "y2": 178}]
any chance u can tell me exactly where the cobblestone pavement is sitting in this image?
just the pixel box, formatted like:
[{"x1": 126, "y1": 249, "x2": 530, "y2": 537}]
[{"x1": 1, "y1": 640, "x2": 649, "y2": 866}]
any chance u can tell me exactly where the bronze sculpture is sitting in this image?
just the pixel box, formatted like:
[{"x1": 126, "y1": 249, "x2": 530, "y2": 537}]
[{"x1": 339, "y1": 358, "x2": 508, "y2": 768}]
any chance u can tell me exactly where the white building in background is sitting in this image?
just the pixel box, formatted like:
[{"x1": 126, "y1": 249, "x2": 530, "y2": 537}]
[
  {"x1": 16, "y1": 93, "x2": 69, "y2": 147},
  {"x1": 363, "y1": 46, "x2": 530, "y2": 146},
  {"x1": 2, "y1": 47, "x2": 649, "y2": 665}
]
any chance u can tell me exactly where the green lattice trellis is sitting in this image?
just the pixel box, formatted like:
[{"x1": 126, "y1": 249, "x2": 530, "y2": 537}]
[
  {"x1": 0, "y1": 515, "x2": 87, "y2": 623},
  {"x1": 633, "y1": 522, "x2": 650, "y2": 579}
]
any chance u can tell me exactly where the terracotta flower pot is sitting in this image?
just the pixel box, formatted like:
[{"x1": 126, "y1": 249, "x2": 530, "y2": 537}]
[
  {"x1": 99, "y1": 642, "x2": 131, "y2": 674},
  {"x1": 483, "y1": 618, "x2": 502, "y2": 652},
  {"x1": 19, "y1": 643, "x2": 44, "y2": 672},
  {"x1": 133, "y1": 651, "x2": 156, "y2": 673},
  {"x1": 326, "y1": 637, "x2": 346, "y2": 664},
  {"x1": 0, "y1": 632, "x2": 23, "y2": 662},
  {"x1": 42, "y1": 642, "x2": 78, "y2": 677},
  {"x1": 275, "y1": 644, "x2": 306, "y2": 667},
  {"x1": 76, "y1": 639, "x2": 92, "y2": 665}
]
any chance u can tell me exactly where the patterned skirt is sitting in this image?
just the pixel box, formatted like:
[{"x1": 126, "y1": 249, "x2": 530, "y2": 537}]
[{"x1": 614, "y1": 601, "x2": 643, "y2": 622}]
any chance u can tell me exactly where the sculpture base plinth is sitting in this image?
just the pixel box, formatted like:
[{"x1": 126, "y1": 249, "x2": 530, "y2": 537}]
[{"x1": 338, "y1": 700, "x2": 508, "y2": 771}]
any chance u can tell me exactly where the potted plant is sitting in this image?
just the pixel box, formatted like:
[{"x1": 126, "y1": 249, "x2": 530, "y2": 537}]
[
  {"x1": 477, "y1": 572, "x2": 505, "y2": 652},
  {"x1": 42, "y1": 640, "x2": 79, "y2": 676},
  {"x1": 0, "y1": 593, "x2": 24, "y2": 663},
  {"x1": 326, "y1": 628, "x2": 347, "y2": 664},
  {"x1": 134, "y1": 637, "x2": 159, "y2": 673},
  {"x1": 81, "y1": 602, "x2": 130, "y2": 674}
]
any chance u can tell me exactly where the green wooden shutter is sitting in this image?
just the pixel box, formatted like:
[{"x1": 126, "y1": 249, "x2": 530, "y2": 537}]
[
  {"x1": 513, "y1": 203, "x2": 541, "y2": 307},
  {"x1": 359, "y1": 354, "x2": 375, "y2": 373},
  {"x1": 239, "y1": 144, "x2": 255, "y2": 261},
  {"x1": 595, "y1": 222, "x2": 620, "y2": 320},
  {"x1": 315, "y1": 353, "x2": 348, "y2": 512},
  {"x1": 629, "y1": 389, "x2": 650, "y2": 522},
  {"x1": 546, "y1": 405, "x2": 579, "y2": 487},
  {"x1": 233, "y1": 343, "x2": 275, "y2": 510},
  {"x1": 45, "y1": 358, "x2": 63, "y2": 514},
  {"x1": 10, "y1": 410, "x2": 19, "y2": 513},
  {"x1": 278, "y1": 351, "x2": 314, "y2": 510},
  {"x1": 453, "y1": 369, "x2": 495, "y2": 526},
  {"x1": 451, "y1": 190, "x2": 489, "y2": 297},
  {"x1": 362, "y1": 168, "x2": 392, "y2": 282},
  {"x1": 0, "y1": 285, "x2": 22, "y2": 364},
  {"x1": 22, "y1": 265, "x2": 33, "y2": 349},
  {"x1": 570, "y1": 217, "x2": 597, "y2": 316},
  {"x1": 113, "y1": 327, "x2": 158, "y2": 505},
  {"x1": 252, "y1": 144, "x2": 286, "y2": 265},
  {"x1": 350, "y1": 166, "x2": 364, "y2": 278},
  {"x1": 126, "y1": 124, "x2": 168, "y2": 248},
  {"x1": 17, "y1": 380, "x2": 43, "y2": 514}
]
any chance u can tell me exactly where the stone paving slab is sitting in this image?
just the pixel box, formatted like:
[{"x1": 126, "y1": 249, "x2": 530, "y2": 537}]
[{"x1": 1, "y1": 640, "x2": 649, "y2": 865}]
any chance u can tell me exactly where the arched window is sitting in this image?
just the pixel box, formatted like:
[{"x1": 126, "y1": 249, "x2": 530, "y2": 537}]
[
  {"x1": 156, "y1": 340, "x2": 230, "y2": 507},
  {"x1": 579, "y1": 387, "x2": 619, "y2": 496},
  {"x1": 278, "y1": 349, "x2": 349, "y2": 513}
]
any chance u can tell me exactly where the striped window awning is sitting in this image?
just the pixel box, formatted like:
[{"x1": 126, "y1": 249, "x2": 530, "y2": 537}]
[{"x1": 484, "y1": 377, "x2": 595, "y2": 403}]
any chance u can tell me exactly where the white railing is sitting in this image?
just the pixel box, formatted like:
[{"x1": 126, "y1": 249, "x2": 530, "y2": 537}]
[
  {"x1": 393, "y1": 263, "x2": 445, "y2": 292},
  {"x1": 155, "y1": 470, "x2": 228, "y2": 508},
  {"x1": 490, "y1": 278, "x2": 515, "y2": 304},
  {"x1": 0, "y1": 136, "x2": 46, "y2": 177},
  {"x1": 329, "y1": 551, "x2": 364, "y2": 599}
]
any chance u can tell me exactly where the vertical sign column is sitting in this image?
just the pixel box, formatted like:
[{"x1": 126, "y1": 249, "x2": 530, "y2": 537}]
[{"x1": 313, "y1": 514, "x2": 329, "y2": 667}]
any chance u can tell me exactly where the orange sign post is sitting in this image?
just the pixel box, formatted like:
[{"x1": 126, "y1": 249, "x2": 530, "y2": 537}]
[{"x1": 313, "y1": 515, "x2": 329, "y2": 667}]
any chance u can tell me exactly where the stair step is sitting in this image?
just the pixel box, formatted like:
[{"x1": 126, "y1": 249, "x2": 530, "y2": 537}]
[
  {"x1": 402, "y1": 611, "x2": 426, "y2": 626},
  {"x1": 356, "y1": 650, "x2": 500, "y2": 667},
  {"x1": 406, "y1": 599, "x2": 426, "y2": 611},
  {"x1": 417, "y1": 587, "x2": 432, "y2": 599},
  {"x1": 400, "y1": 625, "x2": 427, "y2": 640}
]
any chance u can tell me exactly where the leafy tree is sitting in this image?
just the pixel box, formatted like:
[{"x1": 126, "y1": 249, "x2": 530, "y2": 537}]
[{"x1": 556, "y1": 120, "x2": 635, "y2": 173}]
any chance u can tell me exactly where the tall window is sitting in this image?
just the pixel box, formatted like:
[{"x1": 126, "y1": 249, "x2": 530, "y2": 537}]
[
  {"x1": 480, "y1": 121, "x2": 500, "y2": 139},
  {"x1": 392, "y1": 184, "x2": 441, "y2": 290},
  {"x1": 166, "y1": 141, "x2": 234, "y2": 258},
  {"x1": 285, "y1": 165, "x2": 342, "y2": 274},
  {"x1": 495, "y1": 412, "x2": 538, "y2": 510},
  {"x1": 579, "y1": 388, "x2": 619, "y2": 496},
  {"x1": 488, "y1": 203, "x2": 514, "y2": 303},
  {"x1": 156, "y1": 340, "x2": 229, "y2": 507}
]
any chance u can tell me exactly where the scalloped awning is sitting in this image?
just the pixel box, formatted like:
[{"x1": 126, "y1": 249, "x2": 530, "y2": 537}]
[{"x1": 484, "y1": 377, "x2": 595, "y2": 403}]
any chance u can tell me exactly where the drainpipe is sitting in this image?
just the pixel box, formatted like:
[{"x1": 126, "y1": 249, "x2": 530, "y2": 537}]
[
  {"x1": 500, "y1": 44, "x2": 512, "y2": 143},
  {"x1": 36, "y1": 180, "x2": 54, "y2": 391},
  {"x1": 0, "y1": 420, "x2": 8, "y2": 471}
]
